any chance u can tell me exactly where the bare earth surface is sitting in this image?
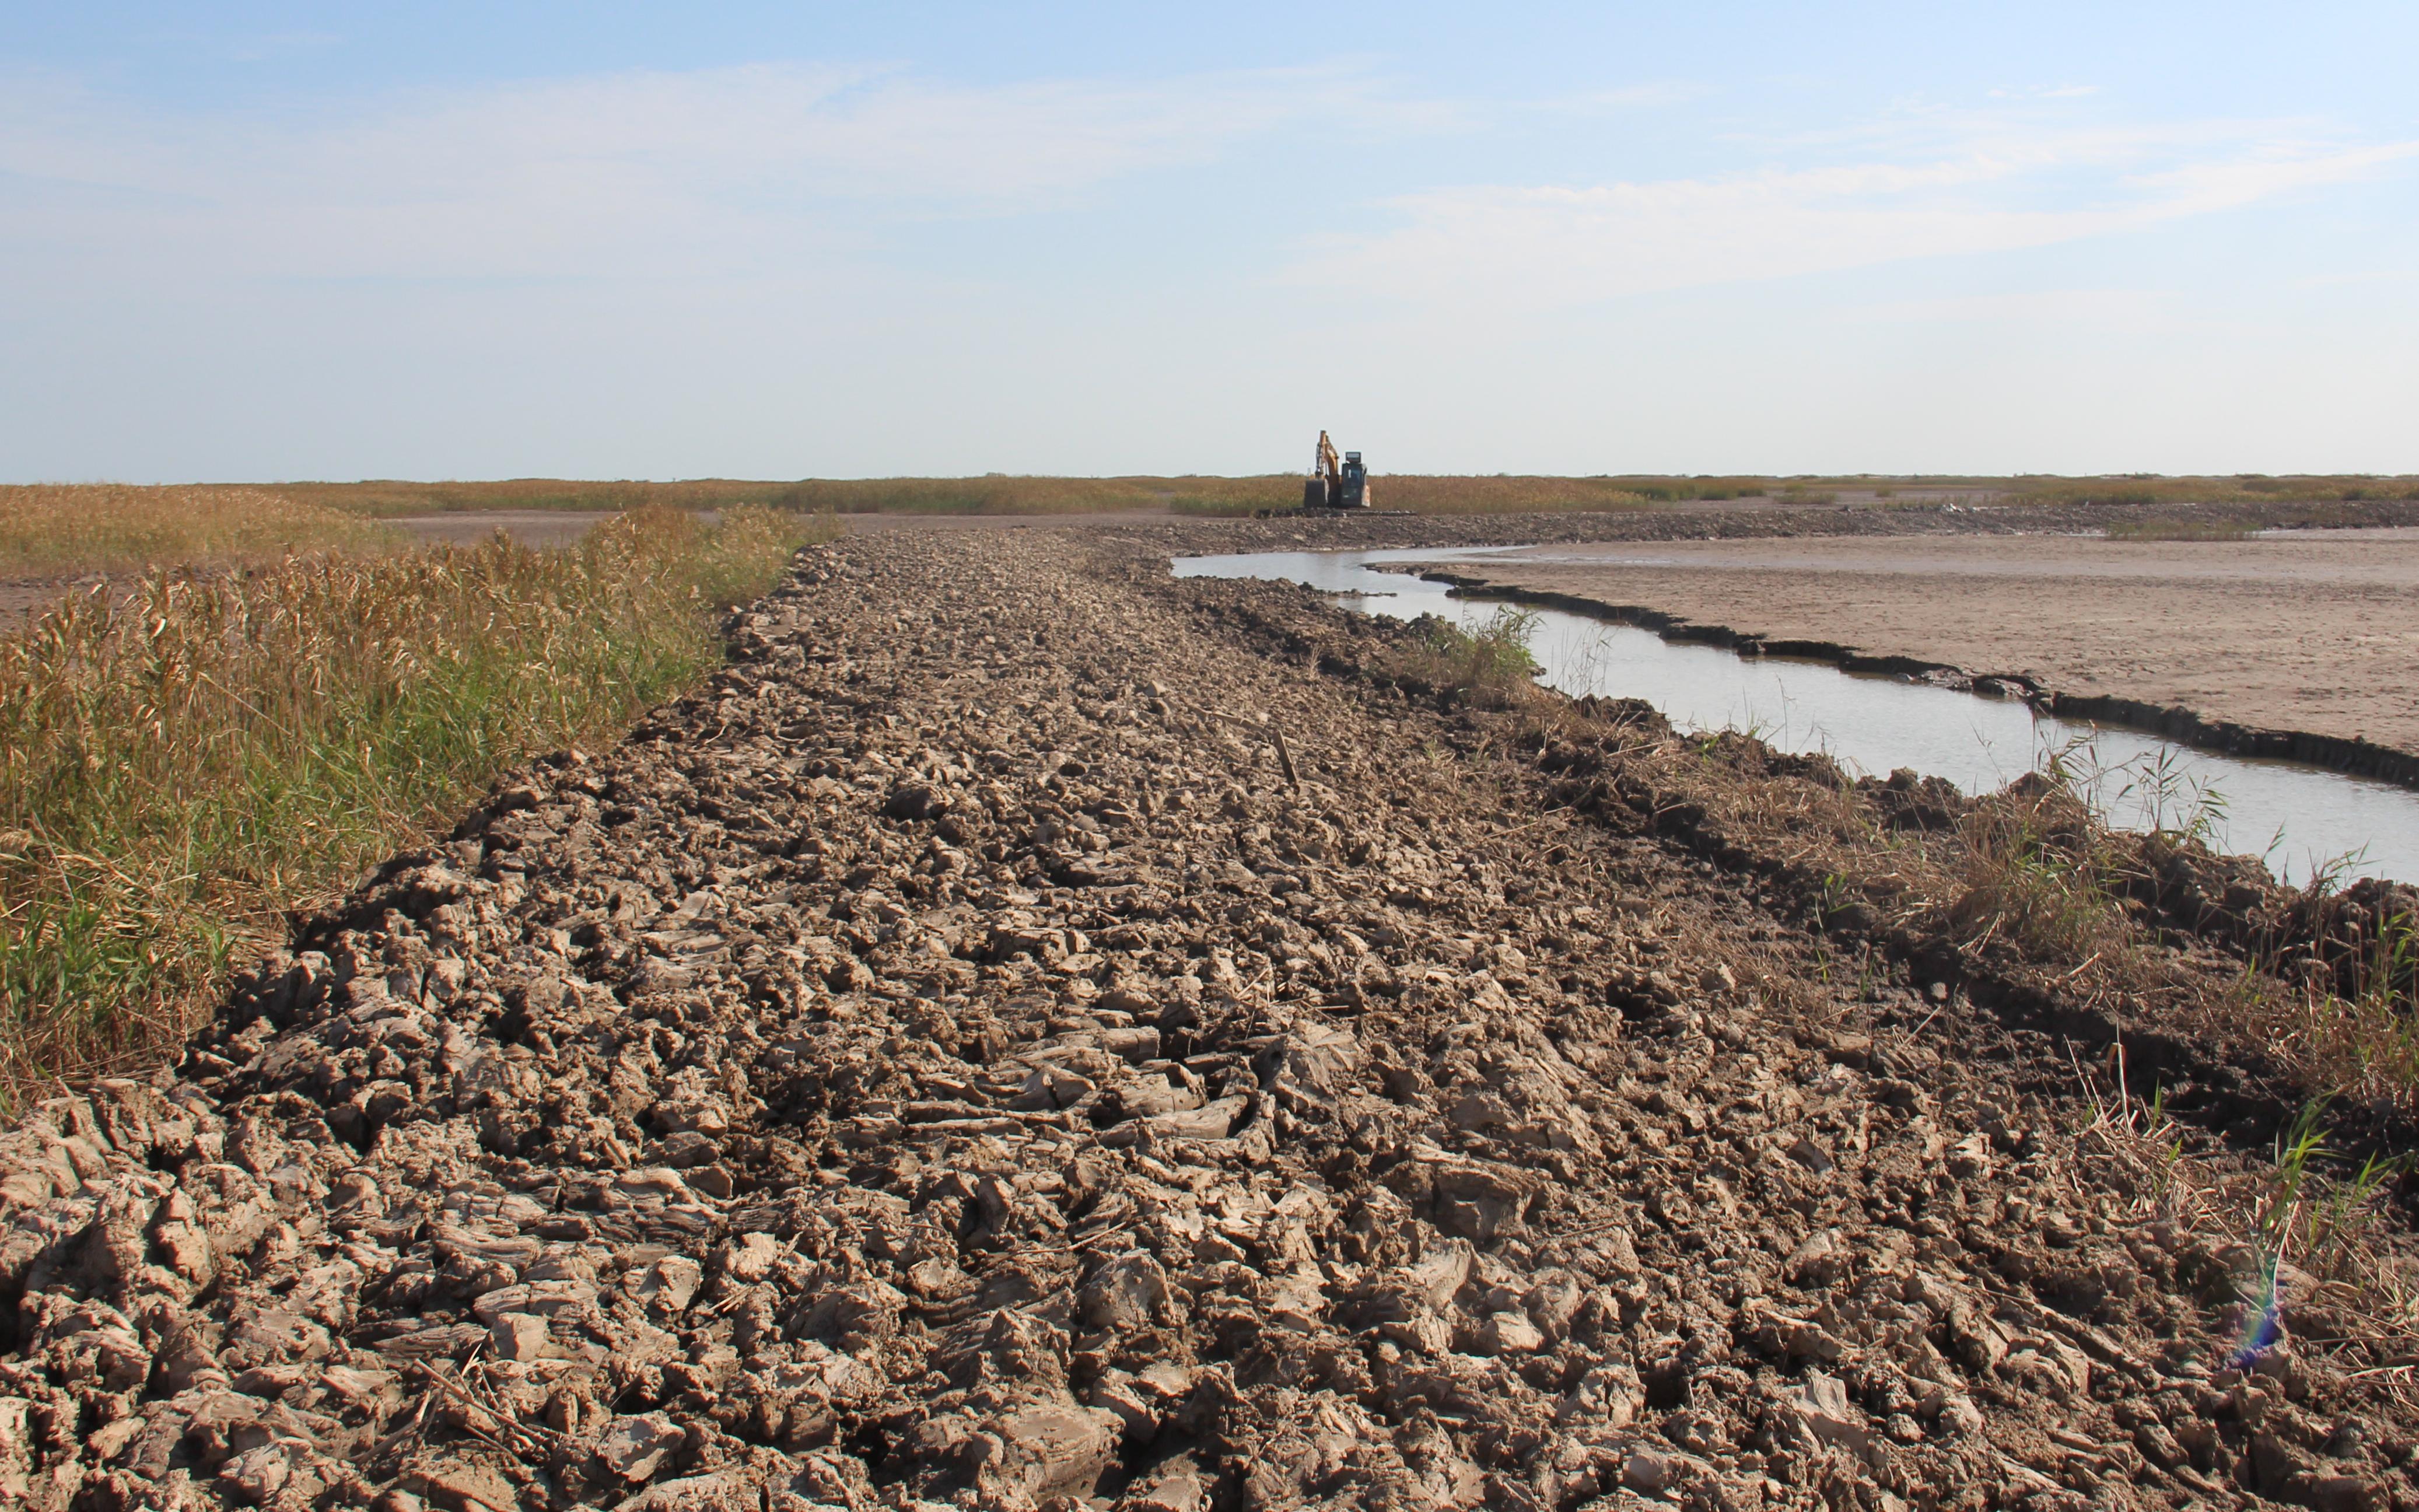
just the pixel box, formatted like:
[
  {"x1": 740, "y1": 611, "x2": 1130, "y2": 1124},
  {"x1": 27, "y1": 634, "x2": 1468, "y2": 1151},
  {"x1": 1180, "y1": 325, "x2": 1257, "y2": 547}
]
[
  {"x1": 387, "y1": 513, "x2": 624, "y2": 550},
  {"x1": 1422, "y1": 529, "x2": 2419, "y2": 757},
  {"x1": 4, "y1": 522, "x2": 2418, "y2": 1511},
  {"x1": 0, "y1": 579, "x2": 82, "y2": 633}
]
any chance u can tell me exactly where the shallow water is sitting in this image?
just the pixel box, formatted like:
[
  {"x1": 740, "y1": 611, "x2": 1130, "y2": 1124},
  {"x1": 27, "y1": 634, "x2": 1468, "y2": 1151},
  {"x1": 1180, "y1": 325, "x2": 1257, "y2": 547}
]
[{"x1": 1174, "y1": 547, "x2": 2419, "y2": 887}]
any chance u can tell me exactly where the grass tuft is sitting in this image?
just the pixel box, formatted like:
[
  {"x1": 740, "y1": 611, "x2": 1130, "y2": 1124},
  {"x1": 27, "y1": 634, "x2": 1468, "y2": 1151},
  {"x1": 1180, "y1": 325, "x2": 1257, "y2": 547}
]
[
  {"x1": 1388, "y1": 607, "x2": 1543, "y2": 707},
  {"x1": 1944, "y1": 778, "x2": 2134, "y2": 965}
]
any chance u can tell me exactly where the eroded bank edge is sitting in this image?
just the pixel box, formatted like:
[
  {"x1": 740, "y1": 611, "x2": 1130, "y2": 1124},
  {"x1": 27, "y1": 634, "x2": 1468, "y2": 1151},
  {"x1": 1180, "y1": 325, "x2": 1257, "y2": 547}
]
[{"x1": 1409, "y1": 570, "x2": 2419, "y2": 794}]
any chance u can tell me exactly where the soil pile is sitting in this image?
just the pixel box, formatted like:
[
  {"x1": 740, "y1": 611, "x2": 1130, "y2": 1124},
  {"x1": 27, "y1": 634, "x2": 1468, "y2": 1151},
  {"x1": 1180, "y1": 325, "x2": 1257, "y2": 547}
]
[{"x1": 1, "y1": 527, "x2": 2413, "y2": 1511}]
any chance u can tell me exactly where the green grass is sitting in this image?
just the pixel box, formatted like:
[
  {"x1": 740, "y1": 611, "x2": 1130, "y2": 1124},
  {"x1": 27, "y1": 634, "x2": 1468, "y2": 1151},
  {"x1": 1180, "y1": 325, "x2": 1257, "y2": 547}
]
[
  {"x1": 1388, "y1": 607, "x2": 1543, "y2": 706},
  {"x1": 0, "y1": 505, "x2": 831, "y2": 1106},
  {"x1": 1945, "y1": 794, "x2": 2131, "y2": 964}
]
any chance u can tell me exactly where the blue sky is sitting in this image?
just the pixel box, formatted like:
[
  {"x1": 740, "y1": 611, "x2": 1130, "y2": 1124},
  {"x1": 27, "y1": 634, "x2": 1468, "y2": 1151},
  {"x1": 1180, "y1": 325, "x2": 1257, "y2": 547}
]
[{"x1": 5, "y1": 3, "x2": 2416, "y2": 481}]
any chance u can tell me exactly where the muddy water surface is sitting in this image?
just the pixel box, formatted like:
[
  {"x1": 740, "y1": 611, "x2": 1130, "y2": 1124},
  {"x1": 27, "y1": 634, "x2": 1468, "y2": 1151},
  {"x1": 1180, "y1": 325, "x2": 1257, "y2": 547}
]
[{"x1": 1175, "y1": 546, "x2": 2419, "y2": 886}]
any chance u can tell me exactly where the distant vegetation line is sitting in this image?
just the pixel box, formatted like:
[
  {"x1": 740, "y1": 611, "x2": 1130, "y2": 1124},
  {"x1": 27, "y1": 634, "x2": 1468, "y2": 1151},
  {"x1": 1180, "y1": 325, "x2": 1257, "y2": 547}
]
[
  {"x1": 6, "y1": 473, "x2": 2416, "y2": 578},
  {"x1": 258, "y1": 474, "x2": 1672, "y2": 517},
  {"x1": 0, "y1": 485, "x2": 407, "y2": 576},
  {"x1": 255, "y1": 471, "x2": 2419, "y2": 517}
]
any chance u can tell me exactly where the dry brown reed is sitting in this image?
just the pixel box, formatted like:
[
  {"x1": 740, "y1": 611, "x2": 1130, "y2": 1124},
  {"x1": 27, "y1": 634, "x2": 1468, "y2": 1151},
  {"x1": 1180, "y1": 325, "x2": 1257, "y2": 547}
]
[
  {"x1": 0, "y1": 485, "x2": 401, "y2": 576},
  {"x1": 0, "y1": 505, "x2": 826, "y2": 1107},
  {"x1": 1370, "y1": 477, "x2": 1650, "y2": 514}
]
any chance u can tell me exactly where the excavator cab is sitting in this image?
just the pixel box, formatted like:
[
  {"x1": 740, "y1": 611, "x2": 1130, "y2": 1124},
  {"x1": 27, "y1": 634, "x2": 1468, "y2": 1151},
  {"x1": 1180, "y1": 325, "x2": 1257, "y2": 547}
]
[{"x1": 1303, "y1": 430, "x2": 1372, "y2": 509}]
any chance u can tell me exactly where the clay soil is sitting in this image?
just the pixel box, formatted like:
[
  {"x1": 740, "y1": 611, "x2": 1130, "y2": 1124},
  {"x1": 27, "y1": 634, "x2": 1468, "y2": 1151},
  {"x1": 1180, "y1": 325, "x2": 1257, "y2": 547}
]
[
  {"x1": 1416, "y1": 529, "x2": 2419, "y2": 759},
  {"x1": 5, "y1": 520, "x2": 2419, "y2": 1512}
]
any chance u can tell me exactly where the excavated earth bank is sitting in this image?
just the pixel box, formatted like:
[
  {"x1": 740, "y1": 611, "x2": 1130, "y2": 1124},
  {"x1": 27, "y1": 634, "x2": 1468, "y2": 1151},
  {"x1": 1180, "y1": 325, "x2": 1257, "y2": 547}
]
[{"x1": 4, "y1": 523, "x2": 2418, "y2": 1512}]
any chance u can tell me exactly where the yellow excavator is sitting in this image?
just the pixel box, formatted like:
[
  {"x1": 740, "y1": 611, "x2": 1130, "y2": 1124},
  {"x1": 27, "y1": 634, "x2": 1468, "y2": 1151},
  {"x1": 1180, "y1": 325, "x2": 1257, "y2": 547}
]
[{"x1": 1302, "y1": 430, "x2": 1371, "y2": 510}]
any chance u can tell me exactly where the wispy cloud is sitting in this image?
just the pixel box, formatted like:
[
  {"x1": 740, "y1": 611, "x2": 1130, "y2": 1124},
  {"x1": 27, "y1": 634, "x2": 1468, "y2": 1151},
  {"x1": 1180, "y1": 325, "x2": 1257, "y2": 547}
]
[
  {"x1": 0, "y1": 61, "x2": 1441, "y2": 283},
  {"x1": 1842, "y1": 287, "x2": 2175, "y2": 327},
  {"x1": 1988, "y1": 85, "x2": 2100, "y2": 100},
  {"x1": 1534, "y1": 82, "x2": 1710, "y2": 115},
  {"x1": 225, "y1": 31, "x2": 344, "y2": 63},
  {"x1": 1292, "y1": 115, "x2": 2419, "y2": 310},
  {"x1": 2292, "y1": 267, "x2": 2419, "y2": 289}
]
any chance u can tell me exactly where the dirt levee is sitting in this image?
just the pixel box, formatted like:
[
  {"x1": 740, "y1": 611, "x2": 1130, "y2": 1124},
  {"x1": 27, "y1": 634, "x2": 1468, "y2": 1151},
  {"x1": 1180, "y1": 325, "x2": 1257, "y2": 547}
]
[
  {"x1": 1426, "y1": 527, "x2": 2419, "y2": 758},
  {"x1": 2, "y1": 523, "x2": 2414, "y2": 1511}
]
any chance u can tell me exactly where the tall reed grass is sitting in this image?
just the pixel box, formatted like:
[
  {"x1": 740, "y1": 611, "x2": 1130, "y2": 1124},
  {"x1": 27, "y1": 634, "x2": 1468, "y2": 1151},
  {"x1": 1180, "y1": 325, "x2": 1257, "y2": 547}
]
[
  {"x1": 0, "y1": 485, "x2": 401, "y2": 576},
  {"x1": 0, "y1": 505, "x2": 827, "y2": 1105}
]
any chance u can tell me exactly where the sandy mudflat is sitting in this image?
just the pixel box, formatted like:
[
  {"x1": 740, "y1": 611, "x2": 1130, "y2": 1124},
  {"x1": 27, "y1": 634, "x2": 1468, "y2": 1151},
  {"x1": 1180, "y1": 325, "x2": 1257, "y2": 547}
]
[{"x1": 1422, "y1": 527, "x2": 2419, "y2": 755}]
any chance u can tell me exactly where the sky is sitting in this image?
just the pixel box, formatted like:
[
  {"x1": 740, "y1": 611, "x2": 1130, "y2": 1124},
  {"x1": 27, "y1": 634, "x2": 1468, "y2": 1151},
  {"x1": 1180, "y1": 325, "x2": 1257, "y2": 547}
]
[{"x1": 4, "y1": 2, "x2": 2417, "y2": 482}]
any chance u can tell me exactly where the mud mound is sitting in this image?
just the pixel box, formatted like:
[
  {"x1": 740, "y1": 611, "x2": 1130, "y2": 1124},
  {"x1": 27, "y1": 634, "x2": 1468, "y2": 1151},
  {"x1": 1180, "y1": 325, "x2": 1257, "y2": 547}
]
[{"x1": 2, "y1": 528, "x2": 2413, "y2": 1511}]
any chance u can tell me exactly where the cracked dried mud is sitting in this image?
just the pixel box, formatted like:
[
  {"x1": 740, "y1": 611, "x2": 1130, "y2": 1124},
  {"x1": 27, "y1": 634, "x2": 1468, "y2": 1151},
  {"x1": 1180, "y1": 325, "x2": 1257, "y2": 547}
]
[{"x1": 4, "y1": 520, "x2": 2418, "y2": 1512}]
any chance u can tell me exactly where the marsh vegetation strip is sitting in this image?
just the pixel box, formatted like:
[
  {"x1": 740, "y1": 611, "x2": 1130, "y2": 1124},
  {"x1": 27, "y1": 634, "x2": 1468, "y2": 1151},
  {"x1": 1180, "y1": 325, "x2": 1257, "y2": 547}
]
[
  {"x1": 0, "y1": 506, "x2": 829, "y2": 1104},
  {"x1": 0, "y1": 484, "x2": 400, "y2": 576},
  {"x1": 0, "y1": 505, "x2": 635, "y2": 635},
  {"x1": 1175, "y1": 548, "x2": 2419, "y2": 885}
]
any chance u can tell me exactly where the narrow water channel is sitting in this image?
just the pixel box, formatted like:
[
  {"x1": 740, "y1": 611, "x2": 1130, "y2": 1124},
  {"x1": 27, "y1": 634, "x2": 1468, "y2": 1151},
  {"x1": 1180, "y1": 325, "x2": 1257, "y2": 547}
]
[{"x1": 1174, "y1": 547, "x2": 2419, "y2": 887}]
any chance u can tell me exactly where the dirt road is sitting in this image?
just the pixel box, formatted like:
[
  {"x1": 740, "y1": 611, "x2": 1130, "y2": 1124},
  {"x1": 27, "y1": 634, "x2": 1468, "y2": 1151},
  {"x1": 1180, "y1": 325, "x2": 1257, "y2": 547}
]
[
  {"x1": 1, "y1": 523, "x2": 2413, "y2": 1511},
  {"x1": 1416, "y1": 528, "x2": 2419, "y2": 761}
]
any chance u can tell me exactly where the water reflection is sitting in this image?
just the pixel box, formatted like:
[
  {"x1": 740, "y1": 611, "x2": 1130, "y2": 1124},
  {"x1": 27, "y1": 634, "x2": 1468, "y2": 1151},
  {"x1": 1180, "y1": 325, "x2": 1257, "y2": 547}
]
[{"x1": 1173, "y1": 547, "x2": 2417, "y2": 886}]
